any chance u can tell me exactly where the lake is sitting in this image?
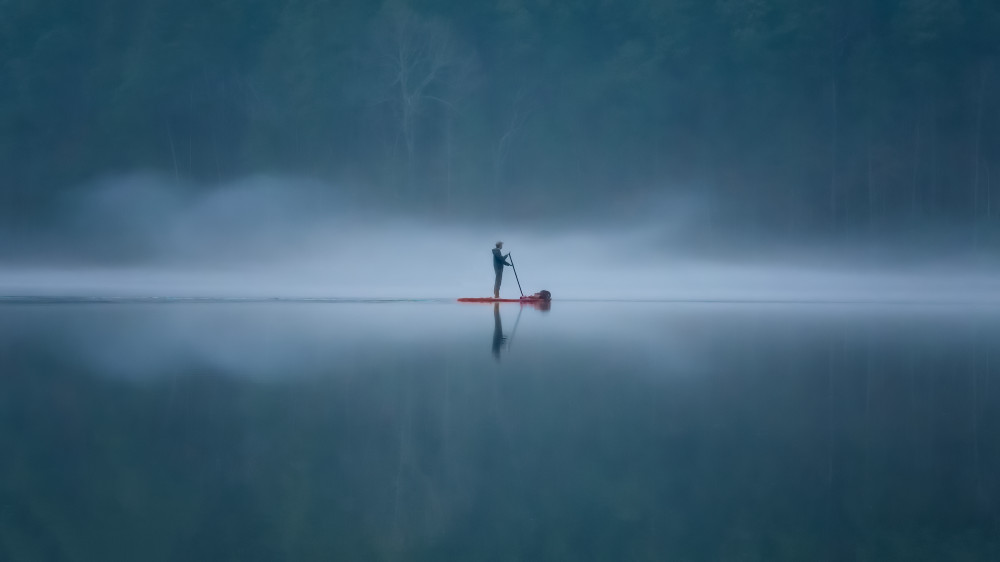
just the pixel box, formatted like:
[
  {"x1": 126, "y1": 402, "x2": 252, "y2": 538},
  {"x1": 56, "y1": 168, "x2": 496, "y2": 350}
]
[{"x1": 1, "y1": 299, "x2": 998, "y2": 561}]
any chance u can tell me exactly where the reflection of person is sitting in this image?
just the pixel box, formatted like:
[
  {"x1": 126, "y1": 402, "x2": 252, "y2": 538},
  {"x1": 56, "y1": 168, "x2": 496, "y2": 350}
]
[
  {"x1": 491, "y1": 303, "x2": 506, "y2": 361},
  {"x1": 492, "y1": 241, "x2": 512, "y2": 298}
]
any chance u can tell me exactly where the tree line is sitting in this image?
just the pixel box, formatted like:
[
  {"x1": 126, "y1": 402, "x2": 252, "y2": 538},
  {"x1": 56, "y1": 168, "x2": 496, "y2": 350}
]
[{"x1": 2, "y1": 0, "x2": 999, "y2": 239}]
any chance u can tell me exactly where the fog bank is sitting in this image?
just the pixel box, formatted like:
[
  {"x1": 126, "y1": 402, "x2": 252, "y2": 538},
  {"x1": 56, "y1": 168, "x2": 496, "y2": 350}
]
[{"x1": 2, "y1": 175, "x2": 999, "y2": 302}]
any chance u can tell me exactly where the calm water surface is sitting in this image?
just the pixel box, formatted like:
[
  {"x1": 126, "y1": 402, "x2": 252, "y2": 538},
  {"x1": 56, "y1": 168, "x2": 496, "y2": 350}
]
[{"x1": 1, "y1": 300, "x2": 999, "y2": 561}]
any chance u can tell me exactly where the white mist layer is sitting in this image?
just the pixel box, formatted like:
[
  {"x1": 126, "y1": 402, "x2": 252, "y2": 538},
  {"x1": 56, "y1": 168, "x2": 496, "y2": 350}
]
[{"x1": 1, "y1": 175, "x2": 999, "y2": 303}]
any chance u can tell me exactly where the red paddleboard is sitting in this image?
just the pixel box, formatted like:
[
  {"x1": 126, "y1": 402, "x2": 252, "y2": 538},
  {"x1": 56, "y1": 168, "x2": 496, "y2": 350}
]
[{"x1": 458, "y1": 297, "x2": 546, "y2": 303}]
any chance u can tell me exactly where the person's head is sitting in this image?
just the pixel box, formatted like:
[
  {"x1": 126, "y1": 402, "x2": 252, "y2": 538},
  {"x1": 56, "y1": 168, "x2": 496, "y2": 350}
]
[{"x1": 496, "y1": 241, "x2": 503, "y2": 249}]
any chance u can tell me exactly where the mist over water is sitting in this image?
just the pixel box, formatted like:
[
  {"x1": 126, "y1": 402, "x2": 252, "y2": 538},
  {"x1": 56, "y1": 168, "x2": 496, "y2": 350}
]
[{"x1": 2, "y1": 175, "x2": 998, "y2": 302}]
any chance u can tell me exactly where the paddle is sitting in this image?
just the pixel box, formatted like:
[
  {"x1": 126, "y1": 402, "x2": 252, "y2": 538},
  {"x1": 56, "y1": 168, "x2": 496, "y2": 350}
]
[{"x1": 508, "y1": 253, "x2": 524, "y2": 297}]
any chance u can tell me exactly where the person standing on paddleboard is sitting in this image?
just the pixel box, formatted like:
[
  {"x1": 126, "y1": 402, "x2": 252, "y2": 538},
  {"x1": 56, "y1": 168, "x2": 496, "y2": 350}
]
[{"x1": 492, "y1": 241, "x2": 512, "y2": 298}]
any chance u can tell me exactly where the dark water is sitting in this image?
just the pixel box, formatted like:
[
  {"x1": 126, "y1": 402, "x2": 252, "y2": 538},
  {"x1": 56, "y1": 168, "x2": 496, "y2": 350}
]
[{"x1": 2, "y1": 299, "x2": 999, "y2": 561}]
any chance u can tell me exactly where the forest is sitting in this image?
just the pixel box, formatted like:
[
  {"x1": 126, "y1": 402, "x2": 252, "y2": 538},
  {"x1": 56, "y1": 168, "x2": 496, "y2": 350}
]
[{"x1": 2, "y1": 0, "x2": 999, "y2": 240}]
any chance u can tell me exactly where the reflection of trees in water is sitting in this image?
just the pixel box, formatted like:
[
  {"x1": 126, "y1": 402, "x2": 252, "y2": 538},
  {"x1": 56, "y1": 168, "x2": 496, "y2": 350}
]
[{"x1": 3, "y1": 324, "x2": 1000, "y2": 560}]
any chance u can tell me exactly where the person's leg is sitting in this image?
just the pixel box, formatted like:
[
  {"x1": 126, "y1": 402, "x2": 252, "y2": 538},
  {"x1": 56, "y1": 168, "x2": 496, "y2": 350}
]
[{"x1": 494, "y1": 269, "x2": 502, "y2": 298}]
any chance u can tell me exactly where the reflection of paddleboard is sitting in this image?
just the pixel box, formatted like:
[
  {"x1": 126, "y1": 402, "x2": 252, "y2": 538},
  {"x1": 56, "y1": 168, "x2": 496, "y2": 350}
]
[{"x1": 458, "y1": 297, "x2": 546, "y2": 303}]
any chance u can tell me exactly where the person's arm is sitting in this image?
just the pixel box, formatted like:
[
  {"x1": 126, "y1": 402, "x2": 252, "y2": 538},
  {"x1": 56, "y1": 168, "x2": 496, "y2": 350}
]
[{"x1": 504, "y1": 253, "x2": 512, "y2": 266}]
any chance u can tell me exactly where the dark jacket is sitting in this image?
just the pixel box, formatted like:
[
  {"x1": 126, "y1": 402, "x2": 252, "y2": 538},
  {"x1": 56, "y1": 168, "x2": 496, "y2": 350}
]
[{"x1": 492, "y1": 248, "x2": 511, "y2": 272}]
